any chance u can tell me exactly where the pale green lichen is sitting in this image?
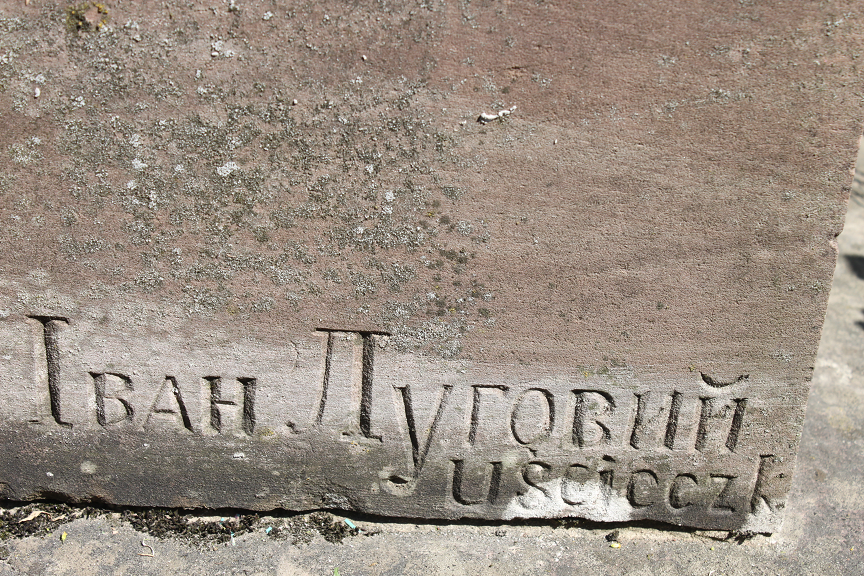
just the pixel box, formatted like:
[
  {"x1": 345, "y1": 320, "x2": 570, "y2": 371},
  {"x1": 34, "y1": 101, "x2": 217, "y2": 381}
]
[{"x1": 2, "y1": 3, "x2": 501, "y2": 358}]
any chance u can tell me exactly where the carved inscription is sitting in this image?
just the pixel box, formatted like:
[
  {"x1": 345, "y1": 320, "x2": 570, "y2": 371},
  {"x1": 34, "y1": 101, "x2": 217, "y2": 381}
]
[
  {"x1": 28, "y1": 315, "x2": 71, "y2": 428},
  {"x1": 510, "y1": 388, "x2": 555, "y2": 445},
  {"x1": 502, "y1": 457, "x2": 749, "y2": 516},
  {"x1": 92, "y1": 372, "x2": 134, "y2": 428},
  {"x1": 627, "y1": 390, "x2": 745, "y2": 454},
  {"x1": 451, "y1": 460, "x2": 502, "y2": 505},
  {"x1": 147, "y1": 376, "x2": 193, "y2": 432},
  {"x1": 469, "y1": 385, "x2": 507, "y2": 445},
  {"x1": 315, "y1": 328, "x2": 387, "y2": 441},
  {"x1": 16, "y1": 316, "x2": 778, "y2": 525},
  {"x1": 395, "y1": 384, "x2": 452, "y2": 478},
  {"x1": 572, "y1": 390, "x2": 615, "y2": 448},
  {"x1": 208, "y1": 376, "x2": 256, "y2": 436}
]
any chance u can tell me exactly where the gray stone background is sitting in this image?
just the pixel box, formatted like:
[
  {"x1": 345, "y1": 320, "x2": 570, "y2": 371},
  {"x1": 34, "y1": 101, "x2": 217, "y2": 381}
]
[{"x1": 0, "y1": 164, "x2": 860, "y2": 576}]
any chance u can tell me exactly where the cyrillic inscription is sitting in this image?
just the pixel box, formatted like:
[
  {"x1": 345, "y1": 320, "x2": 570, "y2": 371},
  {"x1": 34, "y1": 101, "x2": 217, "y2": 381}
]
[
  {"x1": 9, "y1": 316, "x2": 782, "y2": 530},
  {"x1": 469, "y1": 385, "x2": 508, "y2": 445},
  {"x1": 395, "y1": 384, "x2": 452, "y2": 479},
  {"x1": 28, "y1": 315, "x2": 71, "y2": 428},
  {"x1": 146, "y1": 377, "x2": 193, "y2": 432},
  {"x1": 92, "y1": 372, "x2": 135, "y2": 428},
  {"x1": 208, "y1": 376, "x2": 257, "y2": 436},
  {"x1": 510, "y1": 388, "x2": 555, "y2": 446},
  {"x1": 315, "y1": 329, "x2": 387, "y2": 441},
  {"x1": 572, "y1": 390, "x2": 615, "y2": 448}
]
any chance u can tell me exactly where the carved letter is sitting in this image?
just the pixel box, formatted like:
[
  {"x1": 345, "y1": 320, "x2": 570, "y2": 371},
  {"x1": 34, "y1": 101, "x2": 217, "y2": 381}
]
[
  {"x1": 629, "y1": 391, "x2": 649, "y2": 449},
  {"x1": 92, "y1": 372, "x2": 134, "y2": 428},
  {"x1": 314, "y1": 330, "x2": 335, "y2": 425},
  {"x1": 709, "y1": 475, "x2": 736, "y2": 512},
  {"x1": 515, "y1": 461, "x2": 555, "y2": 509},
  {"x1": 29, "y1": 315, "x2": 72, "y2": 428},
  {"x1": 560, "y1": 459, "x2": 616, "y2": 505},
  {"x1": 663, "y1": 391, "x2": 683, "y2": 449},
  {"x1": 750, "y1": 454, "x2": 787, "y2": 514},
  {"x1": 695, "y1": 397, "x2": 748, "y2": 453},
  {"x1": 146, "y1": 376, "x2": 193, "y2": 432},
  {"x1": 394, "y1": 384, "x2": 453, "y2": 478},
  {"x1": 451, "y1": 460, "x2": 502, "y2": 505},
  {"x1": 314, "y1": 329, "x2": 386, "y2": 440},
  {"x1": 510, "y1": 388, "x2": 555, "y2": 445},
  {"x1": 598, "y1": 455, "x2": 616, "y2": 489},
  {"x1": 629, "y1": 390, "x2": 699, "y2": 450},
  {"x1": 561, "y1": 464, "x2": 595, "y2": 505},
  {"x1": 668, "y1": 473, "x2": 698, "y2": 509},
  {"x1": 359, "y1": 332, "x2": 379, "y2": 440},
  {"x1": 627, "y1": 469, "x2": 660, "y2": 508},
  {"x1": 521, "y1": 461, "x2": 554, "y2": 498},
  {"x1": 572, "y1": 390, "x2": 614, "y2": 448},
  {"x1": 468, "y1": 385, "x2": 508, "y2": 445},
  {"x1": 726, "y1": 399, "x2": 747, "y2": 452},
  {"x1": 207, "y1": 376, "x2": 256, "y2": 435}
]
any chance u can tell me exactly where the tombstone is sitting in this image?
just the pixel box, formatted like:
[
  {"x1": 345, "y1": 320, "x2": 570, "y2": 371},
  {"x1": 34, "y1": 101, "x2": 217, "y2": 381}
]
[{"x1": 0, "y1": 1, "x2": 854, "y2": 532}]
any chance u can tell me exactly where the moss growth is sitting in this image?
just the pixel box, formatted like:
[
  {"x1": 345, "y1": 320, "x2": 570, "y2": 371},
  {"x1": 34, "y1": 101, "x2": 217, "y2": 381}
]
[
  {"x1": 0, "y1": 503, "x2": 101, "y2": 539},
  {"x1": 121, "y1": 509, "x2": 259, "y2": 543},
  {"x1": 0, "y1": 503, "x2": 362, "y2": 546}
]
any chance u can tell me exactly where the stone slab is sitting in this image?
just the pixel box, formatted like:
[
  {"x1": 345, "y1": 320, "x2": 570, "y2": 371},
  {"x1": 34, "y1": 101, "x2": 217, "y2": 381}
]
[{"x1": 0, "y1": 0, "x2": 856, "y2": 531}]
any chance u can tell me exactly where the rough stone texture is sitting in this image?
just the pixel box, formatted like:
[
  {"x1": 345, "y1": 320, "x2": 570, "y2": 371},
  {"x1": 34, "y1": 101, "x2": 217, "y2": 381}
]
[{"x1": 0, "y1": 0, "x2": 857, "y2": 531}]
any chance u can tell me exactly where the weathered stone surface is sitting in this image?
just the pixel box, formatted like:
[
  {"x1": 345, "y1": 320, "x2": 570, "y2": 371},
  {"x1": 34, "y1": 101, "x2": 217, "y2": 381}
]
[{"x1": 0, "y1": 0, "x2": 856, "y2": 531}]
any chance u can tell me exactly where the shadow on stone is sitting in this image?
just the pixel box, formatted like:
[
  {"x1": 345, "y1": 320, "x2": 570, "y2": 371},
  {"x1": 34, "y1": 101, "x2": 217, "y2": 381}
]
[
  {"x1": 1, "y1": 498, "x2": 765, "y2": 544},
  {"x1": 845, "y1": 255, "x2": 864, "y2": 280}
]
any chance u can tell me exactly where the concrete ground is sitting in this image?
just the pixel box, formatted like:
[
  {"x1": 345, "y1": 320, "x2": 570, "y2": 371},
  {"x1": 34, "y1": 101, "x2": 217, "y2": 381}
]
[{"x1": 0, "y1": 196, "x2": 861, "y2": 575}]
